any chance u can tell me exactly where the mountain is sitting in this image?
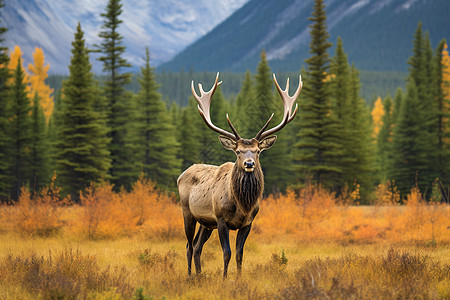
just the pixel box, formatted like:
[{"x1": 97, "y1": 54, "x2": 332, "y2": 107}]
[
  {"x1": 160, "y1": 0, "x2": 450, "y2": 72},
  {"x1": 2, "y1": 0, "x2": 249, "y2": 74}
]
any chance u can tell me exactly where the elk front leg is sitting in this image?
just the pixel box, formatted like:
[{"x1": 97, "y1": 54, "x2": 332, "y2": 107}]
[
  {"x1": 183, "y1": 210, "x2": 197, "y2": 275},
  {"x1": 217, "y1": 219, "x2": 231, "y2": 278},
  {"x1": 236, "y1": 224, "x2": 251, "y2": 276},
  {"x1": 193, "y1": 225, "x2": 213, "y2": 274}
]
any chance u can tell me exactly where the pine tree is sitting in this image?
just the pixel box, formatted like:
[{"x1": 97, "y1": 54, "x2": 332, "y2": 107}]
[
  {"x1": 423, "y1": 32, "x2": 435, "y2": 104},
  {"x1": 330, "y1": 38, "x2": 350, "y2": 123},
  {"x1": 349, "y1": 65, "x2": 375, "y2": 200},
  {"x1": 377, "y1": 95, "x2": 393, "y2": 181},
  {"x1": 96, "y1": 0, "x2": 135, "y2": 190},
  {"x1": 263, "y1": 89, "x2": 293, "y2": 194},
  {"x1": 329, "y1": 37, "x2": 354, "y2": 189},
  {"x1": 27, "y1": 47, "x2": 54, "y2": 123},
  {"x1": 136, "y1": 47, "x2": 180, "y2": 189},
  {"x1": 249, "y1": 50, "x2": 274, "y2": 137},
  {"x1": 9, "y1": 59, "x2": 32, "y2": 200},
  {"x1": 178, "y1": 106, "x2": 201, "y2": 171},
  {"x1": 408, "y1": 23, "x2": 426, "y2": 100},
  {"x1": 402, "y1": 22, "x2": 439, "y2": 195},
  {"x1": 390, "y1": 80, "x2": 435, "y2": 197},
  {"x1": 244, "y1": 50, "x2": 292, "y2": 194},
  {"x1": 234, "y1": 70, "x2": 254, "y2": 137},
  {"x1": 55, "y1": 23, "x2": 111, "y2": 201},
  {"x1": 293, "y1": 0, "x2": 343, "y2": 188},
  {"x1": 29, "y1": 93, "x2": 50, "y2": 192},
  {"x1": 0, "y1": 0, "x2": 12, "y2": 201},
  {"x1": 47, "y1": 89, "x2": 62, "y2": 175},
  {"x1": 392, "y1": 88, "x2": 404, "y2": 123}
]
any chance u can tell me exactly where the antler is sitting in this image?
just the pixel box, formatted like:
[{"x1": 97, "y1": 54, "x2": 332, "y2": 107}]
[
  {"x1": 255, "y1": 74, "x2": 302, "y2": 140},
  {"x1": 191, "y1": 73, "x2": 241, "y2": 140}
]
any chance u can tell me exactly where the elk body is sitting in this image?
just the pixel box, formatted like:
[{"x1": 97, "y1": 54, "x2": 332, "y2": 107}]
[{"x1": 177, "y1": 73, "x2": 302, "y2": 277}]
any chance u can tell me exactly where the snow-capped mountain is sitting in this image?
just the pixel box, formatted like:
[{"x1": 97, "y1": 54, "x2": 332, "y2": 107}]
[{"x1": 2, "y1": 0, "x2": 249, "y2": 73}]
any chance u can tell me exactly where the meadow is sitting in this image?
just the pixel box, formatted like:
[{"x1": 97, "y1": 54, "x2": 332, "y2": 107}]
[{"x1": 0, "y1": 178, "x2": 449, "y2": 299}]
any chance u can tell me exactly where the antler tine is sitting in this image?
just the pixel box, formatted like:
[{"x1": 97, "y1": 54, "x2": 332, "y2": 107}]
[
  {"x1": 226, "y1": 114, "x2": 241, "y2": 140},
  {"x1": 254, "y1": 113, "x2": 274, "y2": 140},
  {"x1": 191, "y1": 73, "x2": 240, "y2": 140},
  {"x1": 255, "y1": 74, "x2": 302, "y2": 141}
]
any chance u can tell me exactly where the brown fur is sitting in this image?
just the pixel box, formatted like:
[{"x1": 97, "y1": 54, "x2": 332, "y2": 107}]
[
  {"x1": 177, "y1": 137, "x2": 275, "y2": 277},
  {"x1": 177, "y1": 161, "x2": 261, "y2": 229},
  {"x1": 178, "y1": 138, "x2": 266, "y2": 230}
]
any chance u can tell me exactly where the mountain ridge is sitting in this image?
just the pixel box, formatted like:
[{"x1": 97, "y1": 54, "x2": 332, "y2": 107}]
[
  {"x1": 2, "y1": 0, "x2": 249, "y2": 74},
  {"x1": 160, "y1": 0, "x2": 450, "y2": 72}
]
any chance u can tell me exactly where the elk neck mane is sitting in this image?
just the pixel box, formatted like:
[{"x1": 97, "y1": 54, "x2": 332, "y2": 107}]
[{"x1": 231, "y1": 163, "x2": 263, "y2": 213}]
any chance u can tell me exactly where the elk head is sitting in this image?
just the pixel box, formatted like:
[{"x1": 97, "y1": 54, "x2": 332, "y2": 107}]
[{"x1": 191, "y1": 72, "x2": 302, "y2": 172}]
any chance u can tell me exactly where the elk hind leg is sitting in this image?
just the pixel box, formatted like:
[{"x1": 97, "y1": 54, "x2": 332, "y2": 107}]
[
  {"x1": 193, "y1": 225, "x2": 213, "y2": 274},
  {"x1": 236, "y1": 224, "x2": 252, "y2": 276},
  {"x1": 183, "y1": 210, "x2": 197, "y2": 275}
]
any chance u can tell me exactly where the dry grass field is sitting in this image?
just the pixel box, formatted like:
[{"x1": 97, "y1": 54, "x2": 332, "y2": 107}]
[{"x1": 0, "y1": 179, "x2": 449, "y2": 299}]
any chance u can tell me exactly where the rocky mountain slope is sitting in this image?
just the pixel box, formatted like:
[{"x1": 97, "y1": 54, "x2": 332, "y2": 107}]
[
  {"x1": 2, "y1": 0, "x2": 248, "y2": 73},
  {"x1": 160, "y1": 0, "x2": 450, "y2": 72}
]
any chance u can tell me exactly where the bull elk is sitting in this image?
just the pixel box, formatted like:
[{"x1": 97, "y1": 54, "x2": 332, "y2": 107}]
[{"x1": 177, "y1": 72, "x2": 302, "y2": 277}]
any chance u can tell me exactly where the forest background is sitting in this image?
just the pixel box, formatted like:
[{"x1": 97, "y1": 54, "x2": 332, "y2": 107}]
[
  {"x1": 0, "y1": 0, "x2": 450, "y2": 298},
  {"x1": 1, "y1": 0, "x2": 450, "y2": 204}
]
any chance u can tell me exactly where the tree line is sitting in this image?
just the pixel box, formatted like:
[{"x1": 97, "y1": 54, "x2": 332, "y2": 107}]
[{"x1": 0, "y1": 0, "x2": 449, "y2": 204}]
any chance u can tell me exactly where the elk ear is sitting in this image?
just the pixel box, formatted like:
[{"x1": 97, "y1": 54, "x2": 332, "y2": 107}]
[
  {"x1": 219, "y1": 135, "x2": 237, "y2": 151},
  {"x1": 259, "y1": 135, "x2": 277, "y2": 151}
]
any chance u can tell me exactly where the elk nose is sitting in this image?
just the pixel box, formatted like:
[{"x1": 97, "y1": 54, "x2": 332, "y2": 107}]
[{"x1": 243, "y1": 159, "x2": 255, "y2": 172}]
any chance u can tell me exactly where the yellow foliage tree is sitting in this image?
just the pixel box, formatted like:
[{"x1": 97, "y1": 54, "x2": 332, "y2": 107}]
[
  {"x1": 442, "y1": 43, "x2": 450, "y2": 134},
  {"x1": 8, "y1": 46, "x2": 29, "y2": 88},
  {"x1": 442, "y1": 43, "x2": 450, "y2": 100},
  {"x1": 28, "y1": 47, "x2": 54, "y2": 123},
  {"x1": 371, "y1": 96, "x2": 384, "y2": 138}
]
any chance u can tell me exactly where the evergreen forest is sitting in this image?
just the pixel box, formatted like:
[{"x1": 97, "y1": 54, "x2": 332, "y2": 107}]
[{"x1": 1, "y1": 0, "x2": 449, "y2": 205}]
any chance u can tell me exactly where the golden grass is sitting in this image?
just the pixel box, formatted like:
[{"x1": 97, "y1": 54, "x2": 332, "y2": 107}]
[
  {"x1": 0, "y1": 181, "x2": 449, "y2": 298},
  {"x1": 0, "y1": 234, "x2": 449, "y2": 299}
]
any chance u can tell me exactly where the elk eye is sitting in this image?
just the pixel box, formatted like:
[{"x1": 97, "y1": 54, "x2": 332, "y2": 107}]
[
  {"x1": 257, "y1": 150, "x2": 260, "y2": 154},
  {"x1": 236, "y1": 150, "x2": 240, "y2": 154}
]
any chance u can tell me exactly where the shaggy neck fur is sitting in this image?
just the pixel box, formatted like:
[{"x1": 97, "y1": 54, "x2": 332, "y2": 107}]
[{"x1": 231, "y1": 164, "x2": 263, "y2": 213}]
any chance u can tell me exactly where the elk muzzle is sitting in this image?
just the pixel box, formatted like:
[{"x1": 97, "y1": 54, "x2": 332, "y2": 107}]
[{"x1": 243, "y1": 159, "x2": 255, "y2": 172}]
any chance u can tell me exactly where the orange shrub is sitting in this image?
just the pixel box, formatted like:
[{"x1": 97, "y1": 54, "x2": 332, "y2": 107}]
[
  {"x1": 72, "y1": 177, "x2": 183, "y2": 240},
  {"x1": 401, "y1": 186, "x2": 450, "y2": 243},
  {"x1": 374, "y1": 180, "x2": 401, "y2": 205},
  {"x1": 3, "y1": 173, "x2": 69, "y2": 237},
  {"x1": 255, "y1": 183, "x2": 450, "y2": 244},
  {"x1": 1, "y1": 176, "x2": 448, "y2": 245},
  {"x1": 256, "y1": 185, "x2": 336, "y2": 241},
  {"x1": 77, "y1": 182, "x2": 129, "y2": 239},
  {"x1": 128, "y1": 177, "x2": 183, "y2": 240}
]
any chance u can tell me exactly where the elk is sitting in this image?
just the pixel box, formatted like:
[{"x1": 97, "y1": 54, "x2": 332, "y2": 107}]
[{"x1": 177, "y1": 72, "x2": 302, "y2": 277}]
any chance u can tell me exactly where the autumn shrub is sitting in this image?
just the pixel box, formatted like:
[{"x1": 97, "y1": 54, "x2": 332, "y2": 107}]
[
  {"x1": 337, "y1": 181, "x2": 361, "y2": 205},
  {"x1": 73, "y1": 176, "x2": 183, "y2": 240},
  {"x1": 131, "y1": 177, "x2": 183, "y2": 240},
  {"x1": 0, "y1": 248, "x2": 133, "y2": 299},
  {"x1": 256, "y1": 185, "x2": 336, "y2": 241},
  {"x1": 374, "y1": 180, "x2": 401, "y2": 206},
  {"x1": 401, "y1": 185, "x2": 450, "y2": 244},
  {"x1": 77, "y1": 181, "x2": 132, "y2": 239},
  {"x1": 1, "y1": 174, "x2": 448, "y2": 245},
  {"x1": 2, "y1": 173, "x2": 69, "y2": 237}
]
